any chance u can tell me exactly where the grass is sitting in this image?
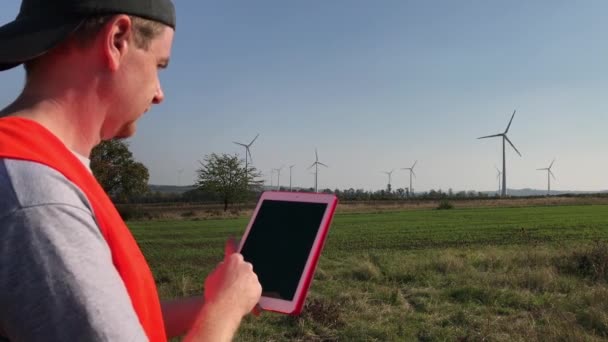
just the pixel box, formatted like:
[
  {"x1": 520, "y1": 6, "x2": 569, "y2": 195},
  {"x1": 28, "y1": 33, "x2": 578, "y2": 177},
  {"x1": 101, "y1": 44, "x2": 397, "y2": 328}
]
[{"x1": 129, "y1": 204, "x2": 608, "y2": 341}]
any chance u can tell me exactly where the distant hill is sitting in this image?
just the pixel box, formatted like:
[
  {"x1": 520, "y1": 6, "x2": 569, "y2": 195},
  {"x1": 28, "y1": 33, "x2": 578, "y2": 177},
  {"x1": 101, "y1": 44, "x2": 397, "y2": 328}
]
[
  {"x1": 149, "y1": 184, "x2": 608, "y2": 197},
  {"x1": 481, "y1": 188, "x2": 608, "y2": 197},
  {"x1": 148, "y1": 184, "x2": 196, "y2": 194}
]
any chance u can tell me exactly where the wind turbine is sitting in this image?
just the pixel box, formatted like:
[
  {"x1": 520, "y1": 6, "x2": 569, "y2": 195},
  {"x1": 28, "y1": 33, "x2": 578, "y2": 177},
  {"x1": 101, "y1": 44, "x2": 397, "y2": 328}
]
[
  {"x1": 401, "y1": 161, "x2": 417, "y2": 196},
  {"x1": 269, "y1": 169, "x2": 275, "y2": 188},
  {"x1": 495, "y1": 166, "x2": 502, "y2": 195},
  {"x1": 383, "y1": 169, "x2": 395, "y2": 192},
  {"x1": 233, "y1": 133, "x2": 259, "y2": 174},
  {"x1": 289, "y1": 164, "x2": 296, "y2": 191},
  {"x1": 537, "y1": 159, "x2": 556, "y2": 196},
  {"x1": 308, "y1": 148, "x2": 328, "y2": 192},
  {"x1": 273, "y1": 166, "x2": 284, "y2": 191},
  {"x1": 478, "y1": 110, "x2": 521, "y2": 197},
  {"x1": 310, "y1": 171, "x2": 317, "y2": 191}
]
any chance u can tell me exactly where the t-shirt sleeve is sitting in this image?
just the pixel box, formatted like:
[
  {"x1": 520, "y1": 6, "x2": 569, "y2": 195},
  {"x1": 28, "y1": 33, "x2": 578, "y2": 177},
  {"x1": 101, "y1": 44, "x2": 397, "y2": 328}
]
[{"x1": 0, "y1": 200, "x2": 149, "y2": 341}]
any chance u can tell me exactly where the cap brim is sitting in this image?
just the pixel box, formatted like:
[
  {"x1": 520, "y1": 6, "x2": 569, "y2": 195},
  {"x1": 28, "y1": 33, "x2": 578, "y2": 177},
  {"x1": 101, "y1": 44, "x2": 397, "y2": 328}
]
[{"x1": 0, "y1": 16, "x2": 83, "y2": 72}]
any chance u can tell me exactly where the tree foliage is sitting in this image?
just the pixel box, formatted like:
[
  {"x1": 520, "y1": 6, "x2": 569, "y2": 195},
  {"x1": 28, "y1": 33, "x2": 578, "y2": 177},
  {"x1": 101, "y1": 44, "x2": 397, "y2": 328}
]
[
  {"x1": 195, "y1": 153, "x2": 262, "y2": 211},
  {"x1": 90, "y1": 139, "x2": 149, "y2": 203}
]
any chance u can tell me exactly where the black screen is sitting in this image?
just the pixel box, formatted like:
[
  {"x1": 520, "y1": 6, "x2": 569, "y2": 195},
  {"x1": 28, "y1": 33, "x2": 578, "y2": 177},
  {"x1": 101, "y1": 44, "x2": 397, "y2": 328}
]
[{"x1": 240, "y1": 200, "x2": 328, "y2": 300}]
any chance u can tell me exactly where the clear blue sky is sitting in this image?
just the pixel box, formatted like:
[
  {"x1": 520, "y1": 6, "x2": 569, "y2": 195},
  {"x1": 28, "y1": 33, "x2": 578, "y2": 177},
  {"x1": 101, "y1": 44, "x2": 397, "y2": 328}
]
[{"x1": 1, "y1": 1, "x2": 607, "y2": 192}]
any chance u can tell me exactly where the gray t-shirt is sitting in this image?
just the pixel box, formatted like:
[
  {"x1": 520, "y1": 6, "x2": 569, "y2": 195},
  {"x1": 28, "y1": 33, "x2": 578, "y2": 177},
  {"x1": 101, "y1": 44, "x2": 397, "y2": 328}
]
[{"x1": 0, "y1": 158, "x2": 148, "y2": 341}]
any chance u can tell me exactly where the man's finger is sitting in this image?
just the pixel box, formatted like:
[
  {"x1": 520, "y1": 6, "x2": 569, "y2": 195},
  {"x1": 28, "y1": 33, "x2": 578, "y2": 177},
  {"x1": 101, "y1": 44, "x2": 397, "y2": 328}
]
[{"x1": 224, "y1": 236, "x2": 238, "y2": 257}]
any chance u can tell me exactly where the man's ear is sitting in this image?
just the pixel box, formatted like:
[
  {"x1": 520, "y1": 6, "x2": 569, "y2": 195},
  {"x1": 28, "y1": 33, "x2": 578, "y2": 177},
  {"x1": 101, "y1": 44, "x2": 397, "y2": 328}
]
[{"x1": 103, "y1": 15, "x2": 133, "y2": 72}]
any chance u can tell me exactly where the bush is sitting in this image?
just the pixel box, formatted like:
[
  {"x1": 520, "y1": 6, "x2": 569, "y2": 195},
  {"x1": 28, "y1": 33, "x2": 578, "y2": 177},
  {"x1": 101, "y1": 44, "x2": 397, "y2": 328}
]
[
  {"x1": 180, "y1": 211, "x2": 196, "y2": 218},
  {"x1": 116, "y1": 205, "x2": 151, "y2": 221},
  {"x1": 436, "y1": 200, "x2": 454, "y2": 210}
]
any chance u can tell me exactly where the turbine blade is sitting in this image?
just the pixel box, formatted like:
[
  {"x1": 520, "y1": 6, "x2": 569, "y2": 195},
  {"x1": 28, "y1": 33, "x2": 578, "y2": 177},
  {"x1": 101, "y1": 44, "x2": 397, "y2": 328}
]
[
  {"x1": 308, "y1": 163, "x2": 315, "y2": 169},
  {"x1": 549, "y1": 159, "x2": 555, "y2": 169},
  {"x1": 412, "y1": 161, "x2": 417, "y2": 169},
  {"x1": 233, "y1": 142, "x2": 246, "y2": 147},
  {"x1": 550, "y1": 170, "x2": 556, "y2": 179},
  {"x1": 504, "y1": 110, "x2": 516, "y2": 134},
  {"x1": 504, "y1": 136, "x2": 522, "y2": 156},
  {"x1": 477, "y1": 133, "x2": 503, "y2": 139},
  {"x1": 247, "y1": 149, "x2": 253, "y2": 163},
  {"x1": 249, "y1": 133, "x2": 259, "y2": 146},
  {"x1": 412, "y1": 170, "x2": 417, "y2": 178},
  {"x1": 318, "y1": 162, "x2": 328, "y2": 168}
]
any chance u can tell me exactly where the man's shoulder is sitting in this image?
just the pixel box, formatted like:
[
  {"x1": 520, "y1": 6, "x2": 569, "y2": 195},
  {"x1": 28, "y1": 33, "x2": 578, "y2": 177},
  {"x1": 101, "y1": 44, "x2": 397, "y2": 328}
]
[{"x1": 0, "y1": 158, "x2": 93, "y2": 216}]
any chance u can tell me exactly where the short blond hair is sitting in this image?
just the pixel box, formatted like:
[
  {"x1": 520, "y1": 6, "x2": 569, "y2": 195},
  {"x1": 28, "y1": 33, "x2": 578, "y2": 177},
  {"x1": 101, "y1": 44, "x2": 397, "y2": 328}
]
[
  {"x1": 76, "y1": 14, "x2": 166, "y2": 50},
  {"x1": 24, "y1": 15, "x2": 165, "y2": 75}
]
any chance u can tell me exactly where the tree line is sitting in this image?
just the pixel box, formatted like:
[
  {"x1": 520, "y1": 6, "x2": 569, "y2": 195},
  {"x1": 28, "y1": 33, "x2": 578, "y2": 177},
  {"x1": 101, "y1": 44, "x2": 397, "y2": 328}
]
[{"x1": 91, "y1": 140, "x2": 605, "y2": 212}]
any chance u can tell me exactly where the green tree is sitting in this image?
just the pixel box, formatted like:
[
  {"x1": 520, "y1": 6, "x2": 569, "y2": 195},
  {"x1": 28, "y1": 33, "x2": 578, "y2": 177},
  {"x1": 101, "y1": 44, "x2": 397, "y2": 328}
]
[
  {"x1": 90, "y1": 139, "x2": 150, "y2": 202},
  {"x1": 195, "y1": 153, "x2": 262, "y2": 211}
]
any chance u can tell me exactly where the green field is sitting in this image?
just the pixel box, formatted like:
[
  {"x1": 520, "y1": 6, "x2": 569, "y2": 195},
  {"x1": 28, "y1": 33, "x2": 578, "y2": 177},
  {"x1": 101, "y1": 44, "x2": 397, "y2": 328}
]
[{"x1": 130, "y1": 204, "x2": 608, "y2": 341}]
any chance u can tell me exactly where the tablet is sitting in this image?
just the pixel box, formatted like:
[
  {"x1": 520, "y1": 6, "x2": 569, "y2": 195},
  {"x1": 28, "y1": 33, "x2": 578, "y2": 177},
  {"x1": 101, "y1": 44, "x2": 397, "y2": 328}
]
[{"x1": 237, "y1": 191, "x2": 338, "y2": 315}]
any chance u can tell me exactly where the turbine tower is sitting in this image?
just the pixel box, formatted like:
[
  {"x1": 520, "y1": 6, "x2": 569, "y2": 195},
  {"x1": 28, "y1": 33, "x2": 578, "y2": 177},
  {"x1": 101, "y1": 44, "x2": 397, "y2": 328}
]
[
  {"x1": 233, "y1": 133, "x2": 259, "y2": 175},
  {"x1": 401, "y1": 161, "x2": 417, "y2": 196},
  {"x1": 273, "y1": 166, "x2": 283, "y2": 191},
  {"x1": 308, "y1": 148, "x2": 328, "y2": 192},
  {"x1": 289, "y1": 164, "x2": 296, "y2": 191},
  {"x1": 383, "y1": 169, "x2": 394, "y2": 192},
  {"x1": 478, "y1": 110, "x2": 521, "y2": 197},
  {"x1": 269, "y1": 169, "x2": 275, "y2": 188},
  {"x1": 495, "y1": 166, "x2": 502, "y2": 195},
  {"x1": 537, "y1": 159, "x2": 556, "y2": 196}
]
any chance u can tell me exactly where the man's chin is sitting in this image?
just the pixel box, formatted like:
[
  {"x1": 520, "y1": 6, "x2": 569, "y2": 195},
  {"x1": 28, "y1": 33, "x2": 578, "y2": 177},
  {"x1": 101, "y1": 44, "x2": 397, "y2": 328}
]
[{"x1": 114, "y1": 123, "x2": 137, "y2": 139}]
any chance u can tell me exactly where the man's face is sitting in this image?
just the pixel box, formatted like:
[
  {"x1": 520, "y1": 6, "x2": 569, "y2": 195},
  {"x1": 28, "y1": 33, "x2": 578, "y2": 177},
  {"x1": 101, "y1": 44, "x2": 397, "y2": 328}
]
[{"x1": 111, "y1": 24, "x2": 174, "y2": 139}]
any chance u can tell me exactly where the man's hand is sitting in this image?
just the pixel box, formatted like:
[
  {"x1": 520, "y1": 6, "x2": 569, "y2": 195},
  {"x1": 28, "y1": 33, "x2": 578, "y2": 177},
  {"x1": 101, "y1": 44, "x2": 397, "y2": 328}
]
[
  {"x1": 203, "y1": 238, "x2": 262, "y2": 320},
  {"x1": 183, "y1": 239, "x2": 262, "y2": 342}
]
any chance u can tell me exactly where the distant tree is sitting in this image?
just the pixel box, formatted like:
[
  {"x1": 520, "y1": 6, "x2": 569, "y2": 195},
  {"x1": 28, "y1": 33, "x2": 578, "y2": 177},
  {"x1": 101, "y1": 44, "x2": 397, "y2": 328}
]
[
  {"x1": 396, "y1": 188, "x2": 405, "y2": 198},
  {"x1": 90, "y1": 139, "x2": 149, "y2": 202},
  {"x1": 195, "y1": 153, "x2": 262, "y2": 211}
]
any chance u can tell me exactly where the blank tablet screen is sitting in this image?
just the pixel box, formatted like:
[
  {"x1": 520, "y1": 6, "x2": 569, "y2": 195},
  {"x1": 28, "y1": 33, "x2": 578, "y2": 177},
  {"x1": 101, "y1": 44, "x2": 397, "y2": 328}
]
[{"x1": 240, "y1": 199, "x2": 328, "y2": 301}]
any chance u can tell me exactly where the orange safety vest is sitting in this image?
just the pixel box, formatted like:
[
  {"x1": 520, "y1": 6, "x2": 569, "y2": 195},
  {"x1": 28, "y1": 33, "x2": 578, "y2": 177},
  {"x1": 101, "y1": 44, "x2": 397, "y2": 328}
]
[{"x1": 0, "y1": 117, "x2": 166, "y2": 342}]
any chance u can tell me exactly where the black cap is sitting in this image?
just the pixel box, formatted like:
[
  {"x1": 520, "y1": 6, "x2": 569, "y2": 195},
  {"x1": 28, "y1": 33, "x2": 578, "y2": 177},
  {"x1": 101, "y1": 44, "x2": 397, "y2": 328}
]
[{"x1": 0, "y1": 0, "x2": 176, "y2": 71}]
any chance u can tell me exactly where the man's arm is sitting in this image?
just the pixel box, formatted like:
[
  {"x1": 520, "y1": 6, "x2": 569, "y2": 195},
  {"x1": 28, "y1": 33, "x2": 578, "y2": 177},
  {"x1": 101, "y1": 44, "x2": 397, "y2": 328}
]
[
  {"x1": 162, "y1": 279, "x2": 261, "y2": 340},
  {"x1": 178, "y1": 240, "x2": 262, "y2": 342},
  {"x1": 161, "y1": 296, "x2": 204, "y2": 338}
]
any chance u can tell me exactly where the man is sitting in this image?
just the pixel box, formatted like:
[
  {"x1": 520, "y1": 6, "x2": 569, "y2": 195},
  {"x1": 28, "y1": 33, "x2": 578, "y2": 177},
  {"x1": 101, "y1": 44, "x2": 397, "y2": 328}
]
[{"x1": 0, "y1": 1, "x2": 262, "y2": 341}]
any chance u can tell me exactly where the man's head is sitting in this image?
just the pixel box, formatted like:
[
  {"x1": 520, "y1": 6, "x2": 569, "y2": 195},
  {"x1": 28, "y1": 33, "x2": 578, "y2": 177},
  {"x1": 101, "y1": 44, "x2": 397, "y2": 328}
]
[
  {"x1": 0, "y1": 0, "x2": 176, "y2": 140},
  {"x1": 0, "y1": 0, "x2": 176, "y2": 71}
]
